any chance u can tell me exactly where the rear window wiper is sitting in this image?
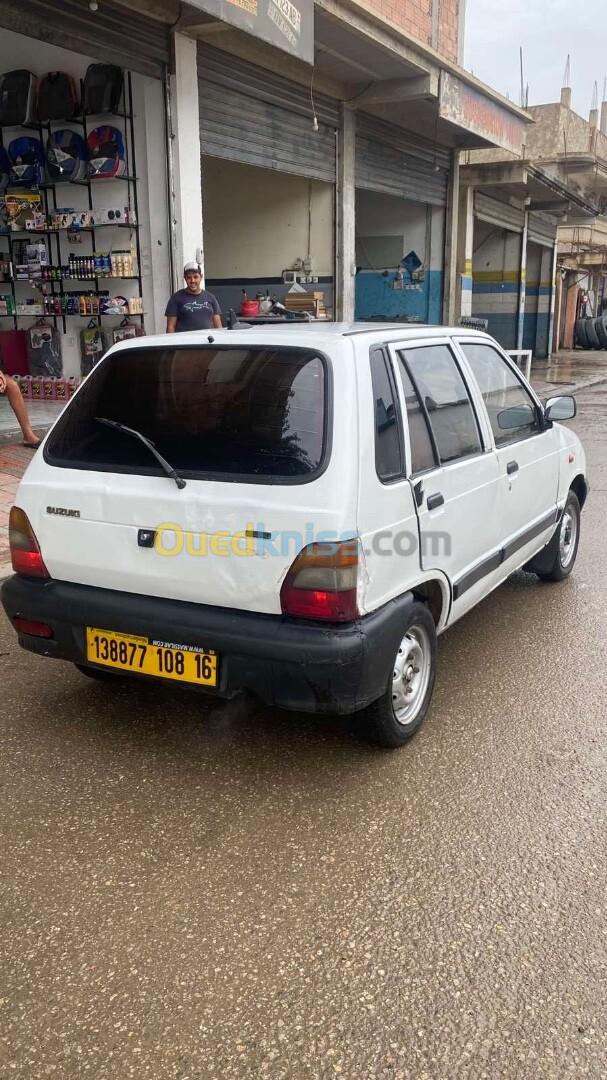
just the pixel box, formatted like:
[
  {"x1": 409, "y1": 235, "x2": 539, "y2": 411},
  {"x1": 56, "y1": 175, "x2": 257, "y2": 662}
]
[{"x1": 95, "y1": 417, "x2": 187, "y2": 490}]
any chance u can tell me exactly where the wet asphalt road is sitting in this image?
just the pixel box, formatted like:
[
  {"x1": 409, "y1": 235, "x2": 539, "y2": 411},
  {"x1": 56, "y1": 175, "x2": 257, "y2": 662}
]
[{"x1": 1, "y1": 386, "x2": 607, "y2": 1080}]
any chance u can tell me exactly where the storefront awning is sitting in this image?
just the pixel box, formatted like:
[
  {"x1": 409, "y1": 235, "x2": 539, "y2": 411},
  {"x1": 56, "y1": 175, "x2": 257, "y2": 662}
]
[
  {"x1": 313, "y1": 0, "x2": 531, "y2": 153},
  {"x1": 461, "y1": 160, "x2": 599, "y2": 222}
]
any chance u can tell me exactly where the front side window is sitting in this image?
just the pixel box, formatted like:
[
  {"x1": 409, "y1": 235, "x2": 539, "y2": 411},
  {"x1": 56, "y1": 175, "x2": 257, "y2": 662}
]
[
  {"x1": 45, "y1": 346, "x2": 327, "y2": 482},
  {"x1": 399, "y1": 345, "x2": 482, "y2": 465},
  {"x1": 460, "y1": 342, "x2": 540, "y2": 446}
]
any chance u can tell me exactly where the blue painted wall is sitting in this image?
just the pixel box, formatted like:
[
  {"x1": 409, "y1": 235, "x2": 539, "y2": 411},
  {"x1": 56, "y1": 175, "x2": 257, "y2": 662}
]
[
  {"x1": 472, "y1": 312, "x2": 519, "y2": 350},
  {"x1": 355, "y1": 270, "x2": 443, "y2": 323}
]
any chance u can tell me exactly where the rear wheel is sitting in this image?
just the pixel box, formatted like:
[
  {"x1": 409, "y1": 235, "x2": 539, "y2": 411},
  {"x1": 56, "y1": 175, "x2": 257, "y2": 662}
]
[
  {"x1": 534, "y1": 491, "x2": 581, "y2": 582},
  {"x1": 353, "y1": 602, "x2": 437, "y2": 748}
]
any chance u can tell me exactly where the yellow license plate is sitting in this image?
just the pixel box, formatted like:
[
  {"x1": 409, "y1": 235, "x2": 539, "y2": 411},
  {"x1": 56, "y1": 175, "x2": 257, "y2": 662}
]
[{"x1": 86, "y1": 627, "x2": 218, "y2": 686}]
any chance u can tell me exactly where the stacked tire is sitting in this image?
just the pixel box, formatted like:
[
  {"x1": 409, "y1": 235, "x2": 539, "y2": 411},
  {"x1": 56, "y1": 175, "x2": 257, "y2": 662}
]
[{"x1": 576, "y1": 316, "x2": 607, "y2": 349}]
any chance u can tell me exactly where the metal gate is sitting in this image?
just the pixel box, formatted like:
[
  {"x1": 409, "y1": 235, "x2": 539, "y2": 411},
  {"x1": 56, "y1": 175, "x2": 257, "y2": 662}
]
[
  {"x1": 355, "y1": 114, "x2": 449, "y2": 207},
  {"x1": 0, "y1": 0, "x2": 169, "y2": 79},
  {"x1": 475, "y1": 192, "x2": 525, "y2": 232},
  {"x1": 197, "y1": 45, "x2": 338, "y2": 183},
  {"x1": 528, "y1": 215, "x2": 557, "y2": 248}
]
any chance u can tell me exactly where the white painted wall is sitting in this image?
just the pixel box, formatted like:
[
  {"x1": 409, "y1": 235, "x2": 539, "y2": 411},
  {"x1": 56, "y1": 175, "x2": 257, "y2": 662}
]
[
  {"x1": 0, "y1": 27, "x2": 170, "y2": 378},
  {"x1": 202, "y1": 157, "x2": 334, "y2": 279},
  {"x1": 355, "y1": 189, "x2": 444, "y2": 270}
]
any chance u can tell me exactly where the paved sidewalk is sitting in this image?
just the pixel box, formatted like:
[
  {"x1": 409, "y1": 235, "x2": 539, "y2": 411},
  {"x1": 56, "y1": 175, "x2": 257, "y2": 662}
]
[{"x1": 0, "y1": 398, "x2": 65, "y2": 447}]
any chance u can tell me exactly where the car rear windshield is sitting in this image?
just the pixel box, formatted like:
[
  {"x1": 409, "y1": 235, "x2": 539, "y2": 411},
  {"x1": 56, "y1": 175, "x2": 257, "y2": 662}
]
[{"x1": 45, "y1": 345, "x2": 328, "y2": 482}]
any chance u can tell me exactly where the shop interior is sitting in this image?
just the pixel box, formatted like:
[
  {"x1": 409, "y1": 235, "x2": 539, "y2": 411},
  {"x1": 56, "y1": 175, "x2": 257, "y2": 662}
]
[
  {"x1": 0, "y1": 27, "x2": 169, "y2": 392},
  {"x1": 355, "y1": 189, "x2": 445, "y2": 324},
  {"x1": 202, "y1": 157, "x2": 335, "y2": 321}
]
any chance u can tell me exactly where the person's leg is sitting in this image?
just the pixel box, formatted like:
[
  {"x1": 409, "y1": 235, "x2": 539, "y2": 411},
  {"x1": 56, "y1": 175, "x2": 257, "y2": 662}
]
[{"x1": 3, "y1": 377, "x2": 39, "y2": 445}]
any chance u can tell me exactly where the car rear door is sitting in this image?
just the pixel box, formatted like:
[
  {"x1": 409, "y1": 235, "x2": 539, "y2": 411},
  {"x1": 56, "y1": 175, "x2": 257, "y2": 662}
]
[
  {"x1": 455, "y1": 339, "x2": 560, "y2": 572},
  {"x1": 389, "y1": 338, "x2": 503, "y2": 622},
  {"x1": 23, "y1": 339, "x2": 357, "y2": 616}
]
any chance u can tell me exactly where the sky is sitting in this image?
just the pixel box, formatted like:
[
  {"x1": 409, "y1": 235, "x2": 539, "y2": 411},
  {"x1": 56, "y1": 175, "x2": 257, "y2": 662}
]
[{"x1": 464, "y1": 0, "x2": 605, "y2": 117}]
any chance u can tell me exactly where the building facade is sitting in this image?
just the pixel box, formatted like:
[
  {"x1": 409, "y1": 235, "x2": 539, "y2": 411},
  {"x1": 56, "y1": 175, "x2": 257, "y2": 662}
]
[{"x1": 0, "y1": 0, "x2": 529, "y2": 383}]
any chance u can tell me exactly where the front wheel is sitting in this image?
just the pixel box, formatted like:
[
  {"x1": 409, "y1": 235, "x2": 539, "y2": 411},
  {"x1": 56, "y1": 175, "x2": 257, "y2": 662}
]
[
  {"x1": 352, "y1": 602, "x2": 437, "y2": 748},
  {"x1": 535, "y1": 491, "x2": 581, "y2": 582}
]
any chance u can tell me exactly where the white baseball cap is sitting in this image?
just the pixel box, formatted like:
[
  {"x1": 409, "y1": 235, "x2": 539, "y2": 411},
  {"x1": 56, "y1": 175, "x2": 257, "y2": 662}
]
[{"x1": 184, "y1": 261, "x2": 201, "y2": 274}]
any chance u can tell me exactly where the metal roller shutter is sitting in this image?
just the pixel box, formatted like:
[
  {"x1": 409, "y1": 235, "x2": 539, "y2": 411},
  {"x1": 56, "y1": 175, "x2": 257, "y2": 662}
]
[
  {"x1": 475, "y1": 192, "x2": 524, "y2": 233},
  {"x1": 355, "y1": 114, "x2": 449, "y2": 207},
  {"x1": 528, "y1": 214, "x2": 557, "y2": 248},
  {"x1": 0, "y1": 0, "x2": 169, "y2": 79},
  {"x1": 198, "y1": 45, "x2": 338, "y2": 183}
]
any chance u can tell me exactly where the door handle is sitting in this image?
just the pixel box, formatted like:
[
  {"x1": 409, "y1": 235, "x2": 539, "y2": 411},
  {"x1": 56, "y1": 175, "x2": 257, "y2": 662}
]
[
  {"x1": 507, "y1": 461, "x2": 519, "y2": 475},
  {"x1": 427, "y1": 492, "x2": 445, "y2": 510}
]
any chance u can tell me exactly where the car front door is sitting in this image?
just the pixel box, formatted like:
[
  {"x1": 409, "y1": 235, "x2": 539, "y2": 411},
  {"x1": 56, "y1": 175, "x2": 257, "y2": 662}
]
[
  {"x1": 456, "y1": 339, "x2": 560, "y2": 573},
  {"x1": 390, "y1": 339, "x2": 503, "y2": 622}
]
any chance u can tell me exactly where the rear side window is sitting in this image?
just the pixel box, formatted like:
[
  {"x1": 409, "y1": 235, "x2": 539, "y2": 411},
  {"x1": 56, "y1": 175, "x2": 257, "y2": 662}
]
[
  {"x1": 45, "y1": 346, "x2": 328, "y2": 482},
  {"x1": 370, "y1": 347, "x2": 403, "y2": 481},
  {"x1": 460, "y1": 342, "x2": 540, "y2": 446},
  {"x1": 400, "y1": 345, "x2": 482, "y2": 464}
]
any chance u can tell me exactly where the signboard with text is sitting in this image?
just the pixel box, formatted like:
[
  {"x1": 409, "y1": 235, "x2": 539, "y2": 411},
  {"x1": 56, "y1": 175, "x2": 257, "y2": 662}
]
[
  {"x1": 439, "y1": 72, "x2": 528, "y2": 155},
  {"x1": 189, "y1": 0, "x2": 314, "y2": 64}
]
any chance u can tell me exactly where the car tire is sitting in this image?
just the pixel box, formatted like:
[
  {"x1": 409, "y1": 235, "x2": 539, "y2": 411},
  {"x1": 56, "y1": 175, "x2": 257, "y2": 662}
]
[
  {"x1": 352, "y1": 602, "x2": 437, "y2": 748},
  {"x1": 585, "y1": 318, "x2": 601, "y2": 349},
  {"x1": 595, "y1": 315, "x2": 607, "y2": 349},
  {"x1": 574, "y1": 318, "x2": 588, "y2": 349},
  {"x1": 74, "y1": 663, "x2": 125, "y2": 682},
  {"x1": 532, "y1": 491, "x2": 581, "y2": 582}
]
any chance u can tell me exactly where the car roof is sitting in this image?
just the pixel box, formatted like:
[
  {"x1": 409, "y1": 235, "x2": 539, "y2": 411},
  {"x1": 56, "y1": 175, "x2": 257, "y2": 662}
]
[{"x1": 108, "y1": 323, "x2": 492, "y2": 355}]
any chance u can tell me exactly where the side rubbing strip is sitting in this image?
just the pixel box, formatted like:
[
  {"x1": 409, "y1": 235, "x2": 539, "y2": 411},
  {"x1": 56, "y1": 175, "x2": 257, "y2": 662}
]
[{"x1": 453, "y1": 509, "x2": 559, "y2": 601}]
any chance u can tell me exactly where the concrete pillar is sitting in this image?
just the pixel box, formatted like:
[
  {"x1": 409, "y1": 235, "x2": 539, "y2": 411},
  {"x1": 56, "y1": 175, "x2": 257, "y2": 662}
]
[
  {"x1": 457, "y1": 184, "x2": 474, "y2": 320},
  {"x1": 561, "y1": 87, "x2": 572, "y2": 109},
  {"x1": 169, "y1": 32, "x2": 204, "y2": 292},
  {"x1": 547, "y1": 242, "x2": 559, "y2": 358},
  {"x1": 516, "y1": 210, "x2": 529, "y2": 350},
  {"x1": 336, "y1": 104, "x2": 356, "y2": 321},
  {"x1": 442, "y1": 150, "x2": 460, "y2": 326},
  {"x1": 601, "y1": 100, "x2": 607, "y2": 135},
  {"x1": 534, "y1": 244, "x2": 553, "y2": 360}
]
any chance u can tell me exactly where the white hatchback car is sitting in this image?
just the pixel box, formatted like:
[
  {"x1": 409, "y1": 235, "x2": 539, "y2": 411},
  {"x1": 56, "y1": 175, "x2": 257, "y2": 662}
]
[{"x1": 2, "y1": 324, "x2": 587, "y2": 747}]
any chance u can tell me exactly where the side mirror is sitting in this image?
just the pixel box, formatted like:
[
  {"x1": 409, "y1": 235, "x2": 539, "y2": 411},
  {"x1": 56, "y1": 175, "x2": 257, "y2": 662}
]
[
  {"x1": 545, "y1": 395, "x2": 576, "y2": 422},
  {"x1": 497, "y1": 403, "x2": 535, "y2": 430}
]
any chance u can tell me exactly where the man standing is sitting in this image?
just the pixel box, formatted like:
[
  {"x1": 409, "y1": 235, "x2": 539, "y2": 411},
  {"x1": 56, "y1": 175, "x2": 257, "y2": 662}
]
[{"x1": 165, "y1": 263, "x2": 222, "y2": 333}]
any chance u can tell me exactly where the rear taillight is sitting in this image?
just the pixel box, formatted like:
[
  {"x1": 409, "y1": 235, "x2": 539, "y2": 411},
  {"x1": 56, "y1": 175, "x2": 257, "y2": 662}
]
[
  {"x1": 9, "y1": 507, "x2": 49, "y2": 579},
  {"x1": 13, "y1": 617, "x2": 54, "y2": 639},
  {"x1": 280, "y1": 539, "x2": 360, "y2": 622}
]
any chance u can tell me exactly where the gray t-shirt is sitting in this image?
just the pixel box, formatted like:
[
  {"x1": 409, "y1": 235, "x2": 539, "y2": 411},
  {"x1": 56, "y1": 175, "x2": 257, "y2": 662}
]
[{"x1": 165, "y1": 288, "x2": 221, "y2": 332}]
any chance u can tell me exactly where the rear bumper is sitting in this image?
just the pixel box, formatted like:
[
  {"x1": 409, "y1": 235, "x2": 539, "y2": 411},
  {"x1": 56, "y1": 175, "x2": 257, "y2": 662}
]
[{"x1": 1, "y1": 576, "x2": 414, "y2": 715}]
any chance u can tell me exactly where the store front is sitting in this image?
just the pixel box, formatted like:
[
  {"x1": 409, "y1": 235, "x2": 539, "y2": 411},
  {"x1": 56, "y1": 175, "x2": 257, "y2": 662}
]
[
  {"x1": 197, "y1": 45, "x2": 338, "y2": 320},
  {"x1": 0, "y1": 0, "x2": 170, "y2": 384},
  {"x1": 354, "y1": 116, "x2": 449, "y2": 323},
  {"x1": 470, "y1": 192, "x2": 525, "y2": 351},
  {"x1": 524, "y1": 217, "x2": 557, "y2": 359}
]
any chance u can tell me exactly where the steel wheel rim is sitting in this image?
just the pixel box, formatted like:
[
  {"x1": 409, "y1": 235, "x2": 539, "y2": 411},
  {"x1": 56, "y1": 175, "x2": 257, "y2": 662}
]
[
  {"x1": 559, "y1": 508, "x2": 578, "y2": 569},
  {"x1": 392, "y1": 624, "x2": 432, "y2": 727}
]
